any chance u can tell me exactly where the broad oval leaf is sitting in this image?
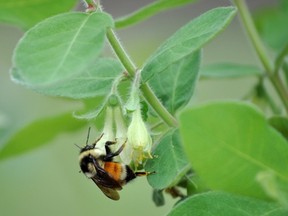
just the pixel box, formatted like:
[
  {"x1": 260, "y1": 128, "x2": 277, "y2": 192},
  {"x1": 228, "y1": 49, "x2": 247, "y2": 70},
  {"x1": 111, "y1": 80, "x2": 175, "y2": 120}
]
[
  {"x1": 0, "y1": 113, "x2": 86, "y2": 161},
  {"x1": 179, "y1": 102, "x2": 288, "y2": 200},
  {"x1": 115, "y1": 0, "x2": 197, "y2": 29},
  {"x1": 0, "y1": 0, "x2": 77, "y2": 29},
  {"x1": 11, "y1": 12, "x2": 113, "y2": 86},
  {"x1": 201, "y1": 63, "x2": 262, "y2": 78},
  {"x1": 145, "y1": 130, "x2": 191, "y2": 189},
  {"x1": 73, "y1": 100, "x2": 106, "y2": 120},
  {"x1": 73, "y1": 95, "x2": 108, "y2": 120},
  {"x1": 168, "y1": 191, "x2": 280, "y2": 216},
  {"x1": 14, "y1": 58, "x2": 123, "y2": 99},
  {"x1": 141, "y1": 7, "x2": 236, "y2": 82},
  {"x1": 149, "y1": 51, "x2": 201, "y2": 114}
]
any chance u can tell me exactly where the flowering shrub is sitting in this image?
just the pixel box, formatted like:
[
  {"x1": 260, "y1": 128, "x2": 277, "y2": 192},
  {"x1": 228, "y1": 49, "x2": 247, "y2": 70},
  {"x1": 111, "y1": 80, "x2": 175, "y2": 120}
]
[{"x1": 1, "y1": 0, "x2": 288, "y2": 215}]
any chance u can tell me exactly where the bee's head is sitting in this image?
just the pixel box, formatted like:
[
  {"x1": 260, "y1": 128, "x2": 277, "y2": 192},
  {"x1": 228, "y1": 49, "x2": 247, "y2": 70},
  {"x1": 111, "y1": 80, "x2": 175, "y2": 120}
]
[{"x1": 79, "y1": 144, "x2": 94, "y2": 153}]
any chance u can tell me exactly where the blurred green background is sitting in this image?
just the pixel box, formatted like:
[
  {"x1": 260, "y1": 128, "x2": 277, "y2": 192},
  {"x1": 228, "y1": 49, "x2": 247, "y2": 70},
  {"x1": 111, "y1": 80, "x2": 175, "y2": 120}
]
[{"x1": 0, "y1": 0, "x2": 276, "y2": 215}]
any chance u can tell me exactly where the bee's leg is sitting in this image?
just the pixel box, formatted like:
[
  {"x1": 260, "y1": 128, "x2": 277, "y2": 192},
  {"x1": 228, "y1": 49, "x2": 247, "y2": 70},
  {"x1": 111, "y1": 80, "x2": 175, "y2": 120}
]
[
  {"x1": 90, "y1": 155, "x2": 109, "y2": 176},
  {"x1": 104, "y1": 141, "x2": 117, "y2": 155},
  {"x1": 103, "y1": 140, "x2": 126, "y2": 161},
  {"x1": 125, "y1": 168, "x2": 155, "y2": 183},
  {"x1": 135, "y1": 171, "x2": 156, "y2": 176}
]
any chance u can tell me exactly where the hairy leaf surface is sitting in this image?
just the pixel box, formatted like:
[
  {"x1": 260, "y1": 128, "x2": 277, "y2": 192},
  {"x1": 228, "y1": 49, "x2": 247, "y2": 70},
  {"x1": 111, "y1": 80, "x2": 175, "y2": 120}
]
[
  {"x1": 141, "y1": 7, "x2": 236, "y2": 82},
  {"x1": 179, "y1": 102, "x2": 288, "y2": 200},
  {"x1": 145, "y1": 130, "x2": 190, "y2": 189},
  {"x1": 0, "y1": 0, "x2": 77, "y2": 29},
  {"x1": 168, "y1": 192, "x2": 282, "y2": 216},
  {"x1": 12, "y1": 12, "x2": 113, "y2": 85}
]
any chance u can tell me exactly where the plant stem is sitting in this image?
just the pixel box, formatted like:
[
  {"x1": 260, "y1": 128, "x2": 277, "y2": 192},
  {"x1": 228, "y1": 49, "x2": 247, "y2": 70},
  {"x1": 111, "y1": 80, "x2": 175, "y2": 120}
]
[
  {"x1": 264, "y1": 90, "x2": 281, "y2": 115},
  {"x1": 257, "y1": 78, "x2": 281, "y2": 114},
  {"x1": 106, "y1": 29, "x2": 136, "y2": 75},
  {"x1": 234, "y1": 0, "x2": 288, "y2": 113},
  {"x1": 275, "y1": 42, "x2": 288, "y2": 74},
  {"x1": 106, "y1": 28, "x2": 178, "y2": 127}
]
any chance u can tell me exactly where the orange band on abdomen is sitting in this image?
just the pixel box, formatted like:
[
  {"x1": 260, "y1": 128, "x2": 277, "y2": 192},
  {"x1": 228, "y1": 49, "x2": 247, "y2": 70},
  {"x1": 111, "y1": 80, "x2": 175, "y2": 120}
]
[{"x1": 104, "y1": 162, "x2": 122, "y2": 181}]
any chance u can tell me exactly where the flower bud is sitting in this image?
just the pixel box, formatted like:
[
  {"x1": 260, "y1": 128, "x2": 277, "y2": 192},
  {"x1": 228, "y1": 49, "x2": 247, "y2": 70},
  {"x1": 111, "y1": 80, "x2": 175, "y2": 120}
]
[
  {"x1": 126, "y1": 107, "x2": 152, "y2": 166},
  {"x1": 82, "y1": 0, "x2": 97, "y2": 12}
]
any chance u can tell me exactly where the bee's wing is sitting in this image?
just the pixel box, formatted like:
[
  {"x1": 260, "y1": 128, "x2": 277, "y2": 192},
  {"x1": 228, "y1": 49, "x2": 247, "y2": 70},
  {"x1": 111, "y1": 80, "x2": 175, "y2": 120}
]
[
  {"x1": 91, "y1": 156, "x2": 122, "y2": 190},
  {"x1": 93, "y1": 165, "x2": 123, "y2": 189},
  {"x1": 90, "y1": 156, "x2": 122, "y2": 200},
  {"x1": 91, "y1": 177, "x2": 120, "y2": 200}
]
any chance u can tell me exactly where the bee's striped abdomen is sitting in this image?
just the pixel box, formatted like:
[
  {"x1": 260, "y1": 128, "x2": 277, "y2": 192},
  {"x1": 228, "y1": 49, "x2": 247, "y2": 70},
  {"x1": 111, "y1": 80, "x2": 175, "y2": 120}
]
[{"x1": 104, "y1": 162, "x2": 123, "y2": 181}]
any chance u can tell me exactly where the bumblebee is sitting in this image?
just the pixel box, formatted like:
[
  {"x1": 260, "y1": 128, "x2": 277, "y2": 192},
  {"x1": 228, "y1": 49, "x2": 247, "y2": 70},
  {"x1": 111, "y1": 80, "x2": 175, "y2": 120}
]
[{"x1": 78, "y1": 131, "x2": 152, "y2": 200}]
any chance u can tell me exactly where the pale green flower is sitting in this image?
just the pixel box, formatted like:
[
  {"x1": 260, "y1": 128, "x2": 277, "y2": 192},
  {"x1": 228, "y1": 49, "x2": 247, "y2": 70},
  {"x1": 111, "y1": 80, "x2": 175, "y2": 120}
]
[{"x1": 125, "y1": 107, "x2": 153, "y2": 166}]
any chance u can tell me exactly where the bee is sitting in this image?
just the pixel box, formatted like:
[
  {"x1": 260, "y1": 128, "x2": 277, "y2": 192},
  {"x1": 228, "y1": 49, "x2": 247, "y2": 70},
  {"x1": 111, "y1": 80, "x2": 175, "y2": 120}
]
[{"x1": 78, "y1": 129, "x2": 152, "y2": 200}]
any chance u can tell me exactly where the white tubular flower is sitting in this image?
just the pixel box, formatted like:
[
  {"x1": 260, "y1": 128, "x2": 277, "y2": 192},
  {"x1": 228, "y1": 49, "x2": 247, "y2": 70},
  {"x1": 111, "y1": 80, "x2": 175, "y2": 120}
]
[
  {"x1": 126, "y1": 106, "x2": 152, "y2": 166},
  {"x1": 114, "y1": 107, "x2": 127, "y2": 142},
  {"x1": 113, "y1": 106, "x2": 130, "y2": 164},
  {"x1": 96, "y1": 106, "x2": 115, "y2": 151}
]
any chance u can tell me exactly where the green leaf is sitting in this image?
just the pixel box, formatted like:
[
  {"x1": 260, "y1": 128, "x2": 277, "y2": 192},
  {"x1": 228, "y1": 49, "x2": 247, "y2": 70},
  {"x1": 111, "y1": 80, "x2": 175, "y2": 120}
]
[
  {"x1": 73, "y1": 95, "x2": 108, "y2": 120},
  {"x1": 148, "y1": 51, "x2": 200, "y2": 114},
  {"x1": 256, "y1": 170, "x2": 288, "y2": 206},
  {"x1": 0, "y1": 0, "x2": 77, "y2": 29},
  {"x1": 265, "y1": 208, "x2": 288, "y2": 216},
  {"x1": 152, "y1": 189, "x2": 165, "y2": 207},
  {"x1": 201, "y1": 63, "x2": 262, "y2": 78},
  {"x1": 179, "y1": 102, "x2": 288, "y2": 200},
  {"x1": 13, "y1": 58, "x2": 123, "y2": 99},
  {"x1": 254, "y1": 1, "x2": 288, "y2": 51},
  {"x1": 11, "y1": 12, "x2": 113, "y2": 86},
  {"x1": 115, "y1": 0, "x2": 197, "y2": 29},
  {"x1": 72, "y1": 96, "x2": 109, "y2": 132},
  {"x1": 168, "y1": 191, "x2": 281, "y2": 216},
  {"x1": 145, "y1": 130, "x2": 191, "y2": 189},
  {"x1": 74, "y1": 101, "x2": 106, "y2": 120},
  {"x1": 141, "y1": 7, "x2": 236, "y2": 82},
  {"x1": 269, "y1": 116, "x2": 288, "y2": 140},
  {"x1": 0, "y1": 113, "x2": 86, "y2": 161}
]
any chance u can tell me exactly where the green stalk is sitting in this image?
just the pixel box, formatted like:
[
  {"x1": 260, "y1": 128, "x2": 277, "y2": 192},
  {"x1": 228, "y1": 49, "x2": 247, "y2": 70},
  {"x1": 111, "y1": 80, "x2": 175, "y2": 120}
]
[
  {"x1": 275, "y1": 43, "x2": 288, "y2": 74},
  {"x1": 234, "y1": 0, "x2": 288, "y2": 113},
  {"x1": 256, "y1": 78, "x2": 281, "y2": 114},
  {"x1": 106, "y1": 29, "x2": 136, "y2": 76},
  {"x1": 106, "y1": 28, "x2": 178, "y2": 127}
]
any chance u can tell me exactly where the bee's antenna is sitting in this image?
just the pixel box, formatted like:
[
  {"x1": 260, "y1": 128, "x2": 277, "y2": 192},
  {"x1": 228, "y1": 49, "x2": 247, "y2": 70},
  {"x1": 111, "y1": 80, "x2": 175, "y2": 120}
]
[
  {"x1": 86, "y1": 127, "x2": 91, "y2": 146},
  {"x1": 92, "y1": 133, "x2": 104, "y2": 148},
  {"x1": 74, "y1": 143, "x2": 82, "y2": 149}
]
